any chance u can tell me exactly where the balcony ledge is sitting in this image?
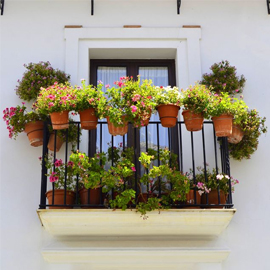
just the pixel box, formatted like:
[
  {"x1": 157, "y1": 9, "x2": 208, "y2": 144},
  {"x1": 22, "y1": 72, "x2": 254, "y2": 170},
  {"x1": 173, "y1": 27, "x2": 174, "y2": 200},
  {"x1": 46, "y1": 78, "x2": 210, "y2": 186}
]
[{"x1": 37, "y1": 208, "x2": 236, "y2": 237}]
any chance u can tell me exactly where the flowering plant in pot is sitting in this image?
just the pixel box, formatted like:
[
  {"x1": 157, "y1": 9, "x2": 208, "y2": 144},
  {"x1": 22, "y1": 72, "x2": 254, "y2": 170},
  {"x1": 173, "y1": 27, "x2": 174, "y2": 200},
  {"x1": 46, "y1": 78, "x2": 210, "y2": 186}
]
[
  {"x1": 200, "y1": 60, "x2": 246, "y2": 96},
  {"x1": 15, "y1": 61, "x2": 70, "y2": 102},
  {"x1": 43, "y1": 154, "x2": 76, "y2": 208},
  {"x1": 155, "y1": 86, "x2": 181, "y2": 128},
  {"x1": 181, "y1": 84, "x2": 212, "y2": 131},
  {"x1": 3, "y1": 103, "x2": 46, "y2": 146},
  {"x1": 74, "y1": 80, "x2": 106, "y2": 130},
  {"x1": 34, "y1": 82, "x2": 76, "y2": 130},
  {"x1": 69, "y1": 151, "x2": 107, "y2": 206},
  {"x1": 194, "y1": 166, "x2": 239, "y2": 207},
  {"x1": 228, "y1": 109, "x2": 267, "y2": 160},
  {"x1": 121, "y1": 76, "x2": 157, "y2": 128}
]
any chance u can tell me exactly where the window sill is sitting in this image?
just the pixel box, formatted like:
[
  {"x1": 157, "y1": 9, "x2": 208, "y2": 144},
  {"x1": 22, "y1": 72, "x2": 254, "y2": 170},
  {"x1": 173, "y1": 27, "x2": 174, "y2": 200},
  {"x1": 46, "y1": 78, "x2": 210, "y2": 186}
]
[{"x1": 37, "y1": 208, "x2": 236, "y2": 237}]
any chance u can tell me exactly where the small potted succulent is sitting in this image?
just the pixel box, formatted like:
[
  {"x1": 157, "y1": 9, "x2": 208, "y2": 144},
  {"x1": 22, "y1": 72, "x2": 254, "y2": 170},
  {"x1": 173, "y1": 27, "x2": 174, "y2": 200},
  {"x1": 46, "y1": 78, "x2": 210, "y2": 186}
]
[
  {"x1": 123, "y1": 76, "x2": 157, "y2": 128},
  {"x1": 155, "y1": 85, "x2": 181, "y2": 128},
  {"x1": 3, "y1": 103, "x2": 46, "y2": 147},
  {"x1": 194, "y1": 166, "x2": 239, "y2": 208},
  {"x1": 201, "y1": 60, "x2": 246, "y2": 96},
  {"x1": 15, "y1": 61, "x2": 70, "y2": 102},
  {"x1": 181, "y1": 83, "x2": 212, "y2": 132},
  {"x1": 228, "y1": 109, "x2": 267, "y2": 160},
  {"x1": 34, "y1": 82, "x2": 76, "y2": 130},
  {"x1": 74, "y1": 80, "x2": 106, "y2": 130},
  {"x1": 69, "y1": 151, "x2": 107, "y2": 207},
  {"x1": 43, "y1": 154, "x2": 76, "y2": 209}
]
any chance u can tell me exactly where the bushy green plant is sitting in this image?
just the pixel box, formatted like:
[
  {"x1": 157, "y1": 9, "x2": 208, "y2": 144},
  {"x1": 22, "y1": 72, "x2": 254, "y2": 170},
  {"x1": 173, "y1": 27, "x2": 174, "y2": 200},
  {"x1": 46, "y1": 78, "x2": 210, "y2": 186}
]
[
  {"x1": 181, "y1": 83, "x2": 212, "y2": 117},
  {"x1": 34, "y1": 82, "x2": 76, "y2": 114},
  {"x1": 74, "y1": 80, "x2": 106, "y2": 118},
  {"x1": 15, "y1": 61, "x2": 70, "y2": 101},
  {"x1": 3, "y1": 103, "x2": 46, "y2": 139},
  {"x1": 201, "y1": 60, "x2": 246, "y2": 96}
]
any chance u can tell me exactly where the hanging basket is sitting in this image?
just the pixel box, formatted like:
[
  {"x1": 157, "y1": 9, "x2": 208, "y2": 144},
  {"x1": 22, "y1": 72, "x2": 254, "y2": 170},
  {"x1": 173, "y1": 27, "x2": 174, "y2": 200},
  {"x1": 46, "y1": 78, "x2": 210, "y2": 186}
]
[
  {"x1": 107, "y1": 116, "x2": 128, "y2": 136},
  {"x1": 228, "y1": 124, "x2": 244, "y2": 144},
  {"x1": 157, "y1": 104, "x2": 180, "y2": 128},
  {"x1": 24, "y1": 121, "x2": 44, "y2": 147},
  {"x1": 47, "y1": 133, "x2": 64, "y2": 152},
  {"x1": 46, "y1": 189, "x2": 76, "y2": 209},
  {"x1": 50, "y1": 111, "x2": 69, "y2": 130},
  {"x1": 182, "y1": 110, "x2": 204, "y2": 132},
  {"x1": 79, "y1": 108, "x2": 98, "y2": 130},
  {"x1": 211, "y1": 114, "x2": 233, "y2": 137}
]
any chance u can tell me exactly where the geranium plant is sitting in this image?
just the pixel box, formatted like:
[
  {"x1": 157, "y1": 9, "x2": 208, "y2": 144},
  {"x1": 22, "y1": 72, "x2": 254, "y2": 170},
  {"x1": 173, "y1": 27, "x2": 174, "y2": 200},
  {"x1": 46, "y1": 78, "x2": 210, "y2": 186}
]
[
  {"x1": 201, "y1": 60, "x2": 246, "y2": 96},
  {"x1": 15, "y1": 61, "x2": 70, "y2": 101},
  {"x1": 34, "y1": 82, "x2": 76, "y2": 115},
  {"x1": 3, "y1": 103, "x2": 45, "y2": 139},
  {"x1": 155, "y1": 86, "x2": 181, "y2": 106}
]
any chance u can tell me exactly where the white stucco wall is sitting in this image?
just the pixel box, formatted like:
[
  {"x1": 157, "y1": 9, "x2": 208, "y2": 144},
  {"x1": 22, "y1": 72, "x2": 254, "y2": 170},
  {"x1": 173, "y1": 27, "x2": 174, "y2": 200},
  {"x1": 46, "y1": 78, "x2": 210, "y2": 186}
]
[{"x1": 1, "y1": 0, "x2": 270, "y2": 269}]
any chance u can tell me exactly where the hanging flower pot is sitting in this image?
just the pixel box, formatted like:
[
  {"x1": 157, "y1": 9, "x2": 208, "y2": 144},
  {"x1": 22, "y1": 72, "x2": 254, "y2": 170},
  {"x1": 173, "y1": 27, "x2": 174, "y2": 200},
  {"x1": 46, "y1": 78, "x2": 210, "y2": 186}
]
[
  {"x1": 211, "y1": 114, "x2": 233, "y2": 137},
  {"x1": 50, "y1": 111, "x2": 69, "y2": 130},
  {"x1": 46, "y1": 189, "x2": 76, "y2": 209},
  {"x1": 47, "y1": 133, "x2": 64, "y2": 152},
  {"x1": 107, "y1": 116, "x2": 128, "y2": 136},
  {"x1": 201, "y1": 189, "x2": 227, "y2": 209},
  {"x1": 157, "y1": 104, "x2": 180, "y2": 128},
  {"x1": 24, "y1": 120, "x2": 44, "y2": 147},
  {"x1": 182, "y1": 110, "x2": 204, "y2": 132},
  {"x1": 79, "y1": 108, "x2": 98, "y2": 130},
  {"x1": 79, "y1": 187, "x2": 104, "y2": 208},
  {"x1": 133, "y1": 111, "x2": 152, "y2": 128},
  {"x1": 228, "y1": 124, "x2": 244, "y2": 144}
]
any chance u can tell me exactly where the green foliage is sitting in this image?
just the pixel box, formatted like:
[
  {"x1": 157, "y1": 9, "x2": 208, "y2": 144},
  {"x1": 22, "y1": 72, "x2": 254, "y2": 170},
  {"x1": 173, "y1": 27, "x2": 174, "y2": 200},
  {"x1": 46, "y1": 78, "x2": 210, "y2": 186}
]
[
  {"x1": 201, "y1": 60, "x2": 246, "y2": 96},
  {"x1": 155, "y1": 86, "x2": 181, "y2": 106},
  {"x1": 15, "y1": 61, "x2": 70, "y2": 101},
  {"x1": 136, "y1": 197, "x2": 162, "y2": 219},
  {"x1": 109, "y1": 189, "x2": 136, "y2": 211},
  {"x1": 74, "y1": 80, "x2": 106, "y2": 118},
  {"x1": 3, "y1": 103, "x2": 46, "y2": 139},
  {"x1": 229, "y1": 109, "x2": 267, "y2": 160},
  {"x1": 181, "y1": 83, "x2": 212, "y2": 117}
]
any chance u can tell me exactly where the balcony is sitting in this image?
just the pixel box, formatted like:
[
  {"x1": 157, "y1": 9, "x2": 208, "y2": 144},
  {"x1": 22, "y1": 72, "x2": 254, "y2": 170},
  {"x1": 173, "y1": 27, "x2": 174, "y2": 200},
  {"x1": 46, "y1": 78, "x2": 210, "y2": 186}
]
[{"x1": 37, "y1": 119, "x2": 236, "y2": 238}]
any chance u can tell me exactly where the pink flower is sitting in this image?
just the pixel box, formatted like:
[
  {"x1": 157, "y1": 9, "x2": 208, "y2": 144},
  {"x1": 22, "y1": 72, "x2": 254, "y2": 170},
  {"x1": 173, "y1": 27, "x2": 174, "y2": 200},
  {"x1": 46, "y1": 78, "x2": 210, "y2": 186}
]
[
  {"x1": 54, "y1": 159, "x2": 63, "y2": 167},
  {"x1": 48, "y1": 102, "x2": 54, "y2": 108},
  {"x1": 131, "y1": 167, "x2": 136, "y2": 172},
  {"x1": 105, "y1": 84, "x2": 110, "y2": 88},
  {"x1": 131, "y1": 105, "x2": 137, "y2": 113},
  {"x1": 49, "y1": 172, "x2": 59, "y2": 183}
]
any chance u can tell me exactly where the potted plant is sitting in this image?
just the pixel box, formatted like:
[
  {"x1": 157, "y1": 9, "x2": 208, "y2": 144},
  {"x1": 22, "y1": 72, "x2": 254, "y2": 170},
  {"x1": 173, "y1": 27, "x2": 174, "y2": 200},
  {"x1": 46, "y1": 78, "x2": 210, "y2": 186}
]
[
  {"x1": 47, "y1": 119, "x2": 82, "y2": 152},
  {"x1": 34, "y1": 82, "x2": 76, "y2": 130},
  {"x1": 181, "y1": 83, "x2": 212, "y2": 132},
  {"x1": 228, "y1": 109, "x2": 267, "y2": 160},
  {"x1": 69, "y1": 151, "x2": 107, "y2": 207},
  {"x1": 3, "y1": 103, "x2": 46, "y2": 147},
  {"x1": 104, "y1": 78, "x2": 130, "y2": 136},
  {"x1": 122, "y1": 76, "x2": 156, "y2": 128},
  {"x1": 200, "y1": 60, "x2": 246, "y2": 96},
  {"x1": 74, "y1": 80, "x2": 106, "y2": 130},
  {"x1": 155, "y1": 86, "x2": 181, "y2": 128},
  {"x1": 15, "y1": 61, "x2": 70, "y2": 102},
  {"x1": 194, "y1": 166, "x2": 239, "y2": 208},
  {"x1": 43, "y1": 154, "x2": 76, "y2": 209}
]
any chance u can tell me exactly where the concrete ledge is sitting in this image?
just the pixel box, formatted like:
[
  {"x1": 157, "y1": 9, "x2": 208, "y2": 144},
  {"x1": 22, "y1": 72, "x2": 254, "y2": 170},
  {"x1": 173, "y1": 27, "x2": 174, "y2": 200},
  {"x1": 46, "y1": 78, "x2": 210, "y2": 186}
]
[{"x1": 37, "y1": 209, "x2": 236, "y2": 237}]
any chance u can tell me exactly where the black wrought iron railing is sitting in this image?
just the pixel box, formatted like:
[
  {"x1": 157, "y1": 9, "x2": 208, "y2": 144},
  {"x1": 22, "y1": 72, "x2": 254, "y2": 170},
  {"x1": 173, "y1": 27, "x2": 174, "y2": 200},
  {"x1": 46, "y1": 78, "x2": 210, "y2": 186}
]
[{"x1": 39, "y1": 119, "x2": 233, "y2": 209}]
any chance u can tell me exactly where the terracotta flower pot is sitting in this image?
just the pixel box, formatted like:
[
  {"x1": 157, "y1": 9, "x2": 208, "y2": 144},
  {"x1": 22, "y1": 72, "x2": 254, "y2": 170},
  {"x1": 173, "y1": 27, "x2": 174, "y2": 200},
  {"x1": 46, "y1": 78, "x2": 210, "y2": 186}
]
[
  {"x1": 211, "y1": 114, "x2": 233, "y2": 137},
  {"x1": 79, "y1": 187, "x2": 104, "y2": 208},
  {"x1": 134, "y1": 111, "x2": 152, "y2": 128},
  {"x1": 228, "y1": 124, "x2": 244, "y2": 144},
  {"x1": 185, "y1": 190, "x2": 201, "y2": 208},
  {"x1": 107, "y1": 116, "x2": 128, "y2": 136},
  {"x1": 182, "y1": 110, "x2": 204, "y2": 132},
  {"x1": 79, "y1": 108, "x2": 98, "y2": 130},
  {"x1": 46, "y1": 189, "x2": 76, "y2": 209},
  {"x1": 47, "y1": 133, "x2": 63, "y2": 152},
  {"x1": 201, "y1": 189, "x2": 227, "y2": 209},
  {"x1": 157, "y1": 104, "x2": 180, "y2": 128},
  {"x1": 24, "y1": 121, "x2": 44, "y2": 147},
  {"x1": 50, "y1": 111, "x2": 69, "y2": 130}
]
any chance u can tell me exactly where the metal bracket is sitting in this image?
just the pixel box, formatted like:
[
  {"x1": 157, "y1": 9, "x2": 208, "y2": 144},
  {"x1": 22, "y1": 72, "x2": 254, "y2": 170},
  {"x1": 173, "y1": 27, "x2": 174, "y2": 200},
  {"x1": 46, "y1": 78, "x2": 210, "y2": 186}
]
[
  {"x1": 1, "y1": 0, "x2": 5, "y2": 15},
  {"x1": 177, "y1": 0, "x2": 181, "y2": 14},
  {"x1": 267, "y1": 0, "x2": 270, "y2": 14},
  {"x1": 91, "y1": 0, "x2": 94, "y2": 15}
]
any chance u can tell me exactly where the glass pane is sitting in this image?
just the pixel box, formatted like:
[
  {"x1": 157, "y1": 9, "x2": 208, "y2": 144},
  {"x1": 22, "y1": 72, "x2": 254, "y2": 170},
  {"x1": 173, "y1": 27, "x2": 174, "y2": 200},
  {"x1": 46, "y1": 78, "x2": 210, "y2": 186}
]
[{"x1": 96, "y1": 67, "x2": 127, "y2": 154}]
